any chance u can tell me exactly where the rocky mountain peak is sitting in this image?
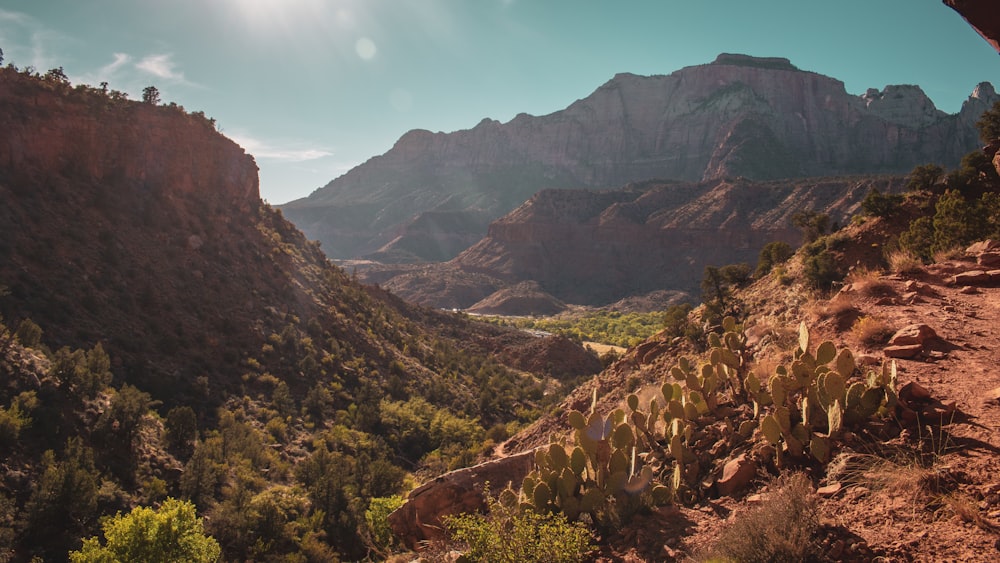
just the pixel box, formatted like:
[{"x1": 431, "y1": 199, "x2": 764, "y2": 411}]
[
  {"x1": 282, "y1": 55, "x2": 996, "y2": 262},
  {"x1": 860, "y1": 84, "x2": 946, "y2": 128},
  {"x1": 711, "y1": 53, "x2": 799, "y2": 71}
]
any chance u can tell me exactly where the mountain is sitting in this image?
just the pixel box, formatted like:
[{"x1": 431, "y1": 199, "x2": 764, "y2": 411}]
[
  {"x1": 361, "y1": 175, "x2": 905, "y2": 310},
  {"x1": 281, "y1": 53, "x2": 997, "y2": 262},
  {"x1": 0, "y1": 66, "x2": 600, "y2": 560}
]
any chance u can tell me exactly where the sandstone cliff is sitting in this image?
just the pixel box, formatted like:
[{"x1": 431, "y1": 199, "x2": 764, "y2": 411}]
[
  {"x1": 370, "y1": 176, "x2": 905, "y2": 310},
  {"x1": 283, "y1": 54, "x2": 996, "y2": 262}
]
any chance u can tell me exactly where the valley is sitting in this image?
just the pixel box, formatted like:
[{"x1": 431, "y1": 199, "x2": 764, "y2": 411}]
[{"x1": 2, "y1": 6, "x2": 1000, "y2": 560}]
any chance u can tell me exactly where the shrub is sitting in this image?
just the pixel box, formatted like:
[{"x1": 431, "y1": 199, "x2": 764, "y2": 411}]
[
  {"x1": 886, "y1": 248, "x2": 925, "y2": 274},
  {"x1": 906, "y1": 164, "x2": 944, "y2": 192},
  {"x1": 446, "y1": 491, "x2": 594, "y2": 563},
  {"x1": 14, "y1": 318, "x2": 42, "y2": 348},
  {"x1": 851, "y1": 316, "x2": 895, "y2": 349},
  {"x1": 792, "y1": 210, "x2": 830, "y2": 244},
  {"x1": 755, "y1": 241, "x2": 793, "y2": 277},
  {"x1": 899, "y1": 216, "x2": 935, "y2": 262},
  {"x1": 932, "y1": 189, "x2": 987, "y2": 253},
  {"x1": 861, "y1": 188, "x2": 903, "y2": 218},
  {"x1": 699, "y1": 473, "x2": 819, "y2": 563},
  {"x1": 69, "y1": 498, "x2": 220, "y2": 563},
  {"x1": 364, "y1": 495, "x2": 405, "y2": 555},
  {"x1": 802, "y1": 249, "x2": 842, "y2": 291}
]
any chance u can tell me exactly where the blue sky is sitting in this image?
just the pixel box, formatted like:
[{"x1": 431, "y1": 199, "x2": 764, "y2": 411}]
[{"x1": 1, "y1": 1, "x2": 998, "y2": 204}]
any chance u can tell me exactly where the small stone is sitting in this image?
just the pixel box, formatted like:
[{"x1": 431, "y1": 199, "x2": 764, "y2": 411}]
[
  {"x1": 884, "y1": 344, "x2": 924, "y2": 359},
  {"x1": 817, "y1": 482, "x2": 842, "y2": 497},
  {"x1": 960, "y1": 286, "x2": 980, "y2": 294},
  {"x1": 985, "y1": 387, "x2": 1000, "y2": 405}
]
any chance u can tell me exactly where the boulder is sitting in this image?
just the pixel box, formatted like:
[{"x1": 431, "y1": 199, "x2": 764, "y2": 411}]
[
  {"x1": 888, "y1": 324, "x2": 938, "y2": 347},
  {"x1": 953, "y1": 270, "x2": 991, "y2": 285},
  {"x1": 978, "y1": 252, "x2": 1000, "y2": 268},
  {"x1": 717, "y1": 453, "x2": 758, "y2": 497},
  {"x1": 388, "y1": 449, "x2": 537, "y2": 550},
  {"x1": 966, "y1": 240, "x2": 1000, "y2": 255}
]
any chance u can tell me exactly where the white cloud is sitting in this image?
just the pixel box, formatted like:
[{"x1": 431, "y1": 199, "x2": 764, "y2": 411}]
[
  {"x1": 229, "y1": 133, "x2": 334, "y2": 162},
  {"x1": 135, "y1": 53, "x2": 185, "y2": 81}
]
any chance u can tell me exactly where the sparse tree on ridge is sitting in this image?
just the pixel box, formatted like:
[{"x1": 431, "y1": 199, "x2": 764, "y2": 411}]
[{"x1": 141, "y1": 85, "x2": 160, "y2": 105}]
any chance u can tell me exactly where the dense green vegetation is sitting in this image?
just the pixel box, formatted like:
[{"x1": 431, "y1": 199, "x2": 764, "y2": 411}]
[{"x1": 481, "y1": 310, "x2": 667, "y2": 348}]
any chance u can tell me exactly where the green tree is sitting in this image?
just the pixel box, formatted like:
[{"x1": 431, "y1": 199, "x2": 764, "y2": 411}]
[
  {"x1": 141, "y1": 85, "x2": 161, "y2": 105},
  {"x1": 69, "y1": 498, "x2": 221, "y2": 563},
  {"x1": 14, "y1": 318, "x2": 42, "y2": 348},
  {"x1": 977, "y1": 100, "x2": 1000, "y2": 143},
  {"x1": 24, "y1": 438, "x2": 100, "y2": 555},
  {"x1": 791, "y1": 210, "x2": 830, "y2": 244},
  {"x1": 932, "y1": 189, "x2": 987, "y2": 253},
  {"x1": 755, "y1": 241, "x2": 793, "y2": 277},
  {"x1": 861, "y1": 187, "x2": 903, "y2": 218},
  {"x1": 899, "y1": 216, "x2": 935, "y2": 262},
  {"x1": 165, "y1": 405, "x2": 198, "y2": 457},
  {"x1": 906, "y1": 163, "x2": 944, "y2": 192}
]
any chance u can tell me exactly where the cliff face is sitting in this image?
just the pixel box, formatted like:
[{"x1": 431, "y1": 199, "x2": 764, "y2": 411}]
[
  {"x1": 0, "y1": 74, "x2": 259, "y2": 212},
  {"x1": 372, "y1": 176, "x2": 905, "y2": 309},
  {"x1": 282, "y1": 54, "x2": 996, "y2": 262}
]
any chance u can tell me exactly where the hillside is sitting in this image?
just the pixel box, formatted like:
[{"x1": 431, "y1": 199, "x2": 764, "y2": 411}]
[
  {"x1": 282, "y1": 53, "x2": 997, "y2": 262},
  {"x1": 0, "y1": 65, "x2": 601, "y2": 561},
  {"x1": 390, "y1": 190, "x2": 1000, "y2": 561}
]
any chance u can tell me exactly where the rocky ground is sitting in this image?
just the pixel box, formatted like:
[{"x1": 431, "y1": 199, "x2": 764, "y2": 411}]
[{"x1": 594, "y1": 254, "x2": 1000, "y2": 562}]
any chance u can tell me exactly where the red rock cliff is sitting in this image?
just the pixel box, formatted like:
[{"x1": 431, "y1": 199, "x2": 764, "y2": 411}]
[{"x1": 0, "y1": 69, "x2": 259, "y2": 212}]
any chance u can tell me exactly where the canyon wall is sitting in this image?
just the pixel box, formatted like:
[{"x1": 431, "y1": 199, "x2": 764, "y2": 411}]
[{"x1": 283, "y1": 54, "x2": 996, "y2": 262}]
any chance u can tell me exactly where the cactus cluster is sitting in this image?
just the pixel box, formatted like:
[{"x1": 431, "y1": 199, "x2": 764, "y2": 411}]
[
  {"x1": 520, "y1": 393, "x2": 668, "y2": 527},
  {"x1": 518, "y1": 316, "x2": 899, "y2": 528},
  {"x1": 756, "y1": 322, "x2": 897, "y2": 464}
]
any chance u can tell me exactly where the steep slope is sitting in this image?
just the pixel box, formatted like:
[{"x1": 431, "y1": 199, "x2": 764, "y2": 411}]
[
  {"x1": 369, "y1": 175, "x2": 905, "y2": 310},
  {"x1": 0, "y1": 67, "x2": 601, "y2": 560},
  {"x1": 282, "y1": 53, "x2": 997, "y2": 262}
]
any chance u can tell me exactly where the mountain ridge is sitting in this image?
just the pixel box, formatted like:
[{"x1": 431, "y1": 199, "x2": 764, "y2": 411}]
[{"x1": 282, "y1": 54, "x2": 997, "y2": 262}]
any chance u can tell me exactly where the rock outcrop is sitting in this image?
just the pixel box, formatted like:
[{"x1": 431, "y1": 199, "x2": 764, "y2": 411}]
[
  {"x1": 945, "y1": 0, "x2": 1000, "y2": 53},
  {"x1": 283, "y1": 54, "x2": 997, "y2": 262},
  {"x1": 372, "y1": 176, "x2": 905, "y2": 309}
]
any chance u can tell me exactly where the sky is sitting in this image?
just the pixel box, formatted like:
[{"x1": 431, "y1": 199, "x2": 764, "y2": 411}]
[{"x1": 1, "y1": 1, "x2": 998, "y2": 205}]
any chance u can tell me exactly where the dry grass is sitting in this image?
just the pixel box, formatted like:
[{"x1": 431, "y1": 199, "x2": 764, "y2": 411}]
[
  {"x1": 886, "y1": 249, "x2": 925, "y2": 275},
  {"x1": 845, "y1": 267, "x2": 897, "y2": 298},
  {"x1": 850, "y1": 316, "x2": 895, "y2": 349},
  {"x1": 933, "y1": 246, "x2": 969, "y2": 262},
  {"x1": 697, "y1": 473, "x2": 819, "y2": 563},
  {"x1": 808, "y1": 294, "x2": 860, "y2": 332},
  {"x1": 827, "y1": 452, "x2": 941, "y2": 502},
  {"x1": 937, "y1": 492, "x2": 994, "y2": 530}
]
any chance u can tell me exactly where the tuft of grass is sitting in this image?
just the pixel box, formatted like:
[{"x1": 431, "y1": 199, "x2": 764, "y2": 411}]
[
  {"x1": 808, "y1": 294, "x2": 860, "y2": 332},
  {"x1": 886, "y1": 249, "x2": 925, "y2": 275},
  {"x1": 932, "y1": 246, "x2": 968, "y2": 263},
  {"x1": 845, "y1": 268, "x2": 897, "y2": 298},
  {"x1": 699, "y1": 473, "x2": 819, "y2": 563},
  {"x1": 851, "y1": 316, "x2": 895, "y2": 349},
  {"x1": 936, "y1": 492, "x2": 996, "y2": 531}
]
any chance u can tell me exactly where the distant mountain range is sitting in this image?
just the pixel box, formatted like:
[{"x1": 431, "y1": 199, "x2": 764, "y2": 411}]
[{"x1": 281, "y1": 53, "x2": 997, "y2": 263}]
